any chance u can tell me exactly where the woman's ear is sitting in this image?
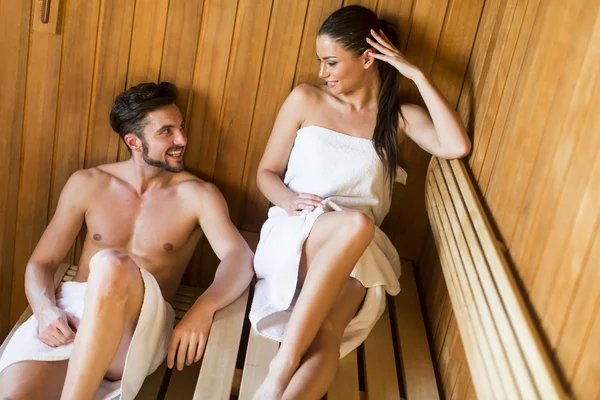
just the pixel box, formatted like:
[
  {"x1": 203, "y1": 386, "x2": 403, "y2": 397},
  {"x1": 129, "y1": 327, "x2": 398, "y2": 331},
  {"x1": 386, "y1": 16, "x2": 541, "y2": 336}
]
[{"x1": 363, "y1": 48, "x2": 376, "y2": 69}]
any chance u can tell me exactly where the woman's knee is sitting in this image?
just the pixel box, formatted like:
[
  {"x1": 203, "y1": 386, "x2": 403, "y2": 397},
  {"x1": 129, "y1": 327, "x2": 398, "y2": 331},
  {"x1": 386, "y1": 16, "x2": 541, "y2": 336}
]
[
  {"x1": 339, "y1": 211, "x2": 374, "y2": 242},
  {"x1": 88, "y1": 249, "x2": 139, "y2": 298}
]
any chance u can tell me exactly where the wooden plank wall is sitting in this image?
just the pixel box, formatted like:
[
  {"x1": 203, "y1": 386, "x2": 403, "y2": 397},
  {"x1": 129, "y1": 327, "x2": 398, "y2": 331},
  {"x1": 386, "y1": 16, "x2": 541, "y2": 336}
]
[
  {"x1": 419, "y1": 0, "x2": 600, "y2": 398},
  {"x1": 0, "y1": 0, "x2": 481, "y2": 346}
]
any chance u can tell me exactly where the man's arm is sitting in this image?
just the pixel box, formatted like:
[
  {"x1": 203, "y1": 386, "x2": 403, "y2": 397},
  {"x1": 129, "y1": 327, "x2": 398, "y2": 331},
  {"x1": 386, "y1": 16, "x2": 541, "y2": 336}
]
[
  {"x1": 167, "y1": 181, "x2": 254, "y2": 371},
  {"x1": 25, "y1": 170, "x2": 90, "y2": 346}
]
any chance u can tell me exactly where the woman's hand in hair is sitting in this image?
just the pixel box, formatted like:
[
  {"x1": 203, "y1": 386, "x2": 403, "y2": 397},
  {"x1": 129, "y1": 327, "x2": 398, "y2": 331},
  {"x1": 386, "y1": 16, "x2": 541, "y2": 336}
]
[
  {"x1": 366, "y1": 29, "x2": 422, "y2": 81},
  {"x1": 283, "y1": 192, "x2": 324, "y2": 216}
]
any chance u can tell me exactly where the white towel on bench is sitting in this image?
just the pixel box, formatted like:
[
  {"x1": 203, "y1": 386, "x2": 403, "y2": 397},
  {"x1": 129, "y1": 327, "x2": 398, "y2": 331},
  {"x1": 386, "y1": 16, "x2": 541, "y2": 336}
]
[
  {"x1": 250, "y1": 126, "x2": 403, "y2": 358},
  {"x1": 0, "y1": 267, "x2": 174, "y2": 400}
]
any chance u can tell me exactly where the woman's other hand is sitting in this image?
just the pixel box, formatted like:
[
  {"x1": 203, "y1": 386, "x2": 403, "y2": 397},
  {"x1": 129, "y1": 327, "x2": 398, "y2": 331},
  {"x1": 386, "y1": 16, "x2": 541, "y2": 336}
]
[{"x1": 283, "y1": 193, "x2": 324, "y2": 216}]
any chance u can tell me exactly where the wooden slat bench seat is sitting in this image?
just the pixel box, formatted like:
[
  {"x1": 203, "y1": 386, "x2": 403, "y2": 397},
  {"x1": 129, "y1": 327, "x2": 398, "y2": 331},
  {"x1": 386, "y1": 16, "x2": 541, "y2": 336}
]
[
  {"x1": 425, "y1": 157, "x2": 570, "y2": 399},
  {"x1": 0, "y1": 240, "x2": 438, "y2": 399}
]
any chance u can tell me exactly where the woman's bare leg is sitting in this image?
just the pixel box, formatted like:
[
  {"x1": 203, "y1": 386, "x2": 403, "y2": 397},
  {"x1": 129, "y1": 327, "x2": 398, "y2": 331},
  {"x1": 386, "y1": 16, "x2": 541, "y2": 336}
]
[
  {"x1": 282, "y1": 277, "x2": 366, "y2": 400},
  {"x1": 253, "y1": 211, "x2": 373, "y2": 399}
]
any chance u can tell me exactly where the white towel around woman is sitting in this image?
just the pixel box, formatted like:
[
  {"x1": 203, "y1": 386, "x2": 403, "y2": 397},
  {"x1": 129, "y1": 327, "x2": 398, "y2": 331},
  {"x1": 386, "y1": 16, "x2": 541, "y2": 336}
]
[{"x1": 250, "y1": 125, "x2": 406, "y2": 358}]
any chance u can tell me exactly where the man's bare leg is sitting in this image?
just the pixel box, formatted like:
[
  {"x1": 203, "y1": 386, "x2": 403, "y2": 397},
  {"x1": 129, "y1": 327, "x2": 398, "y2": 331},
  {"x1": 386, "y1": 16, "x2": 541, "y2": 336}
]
[
  {"x1": 253, "y1": 211, "x2": 374, "y2": 399},
  {"x1": 0, "y1": 360, "x2": 68, "y2": 399},
  {"x1": 282, "y1": 278, "x2": 366, "y2": 399},
  {"x1": 60, "y1": 249, "x2": 144, "y2": 399}
]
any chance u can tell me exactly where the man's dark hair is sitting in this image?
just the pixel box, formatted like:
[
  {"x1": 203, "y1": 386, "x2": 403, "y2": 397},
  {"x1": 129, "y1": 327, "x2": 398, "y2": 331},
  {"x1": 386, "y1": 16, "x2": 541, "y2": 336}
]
[{"x1": 109, "y1": 82, "x2": 178, "y2": 149}]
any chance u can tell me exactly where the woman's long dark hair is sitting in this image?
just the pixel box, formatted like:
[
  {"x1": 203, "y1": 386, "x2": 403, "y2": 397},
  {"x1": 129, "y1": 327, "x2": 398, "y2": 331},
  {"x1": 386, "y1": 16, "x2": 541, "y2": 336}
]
[{"x1": 318, "y1": 5, "x2": 403, "y2": 186}]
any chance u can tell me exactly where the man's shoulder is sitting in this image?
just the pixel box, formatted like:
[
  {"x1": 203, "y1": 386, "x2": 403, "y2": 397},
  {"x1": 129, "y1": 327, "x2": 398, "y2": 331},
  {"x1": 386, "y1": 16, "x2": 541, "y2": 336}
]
[
  {"x1": 175, "y1": 174, "x2": 221, "y2": 198},
  {"x1": 175, "y1": 175, "x2": 227, "y2": 215},
  {"x1": 67, "y1": 166, "x2": 110, "y2": 188}
]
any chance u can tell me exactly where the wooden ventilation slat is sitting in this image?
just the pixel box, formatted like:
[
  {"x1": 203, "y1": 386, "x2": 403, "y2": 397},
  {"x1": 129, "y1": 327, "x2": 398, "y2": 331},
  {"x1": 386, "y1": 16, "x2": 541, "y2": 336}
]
[
  {"x1": 425, "y1": 157, "x2": 569, "y2": 400},
  {"x1": 193, "y1": 289, "x2": 250, "y2": 399},
  {"x1": 238, "y1": 327, "x2": 279, "y2": 399},
  {"x1": 426, "y1": 193, "x2": 495, "y2": 399},
  {"x1": 394, "y1": 262, "x2": 440, "y2": 400},
  {"x1": 363, "y1": 306, "x2": 401, "y2": 399},
  {"x1": 431, "y1": 162, "x2": 525, "y2": 398},
  {"x1": 437, "y1": 159, "x2": 540, "y2": 396}
]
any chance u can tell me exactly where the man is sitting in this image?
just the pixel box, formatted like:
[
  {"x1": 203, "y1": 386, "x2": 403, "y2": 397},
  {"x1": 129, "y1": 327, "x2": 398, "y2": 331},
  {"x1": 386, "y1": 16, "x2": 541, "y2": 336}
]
[{"x1": 0, "y1": 82, "x2": 254, "y2": 399}]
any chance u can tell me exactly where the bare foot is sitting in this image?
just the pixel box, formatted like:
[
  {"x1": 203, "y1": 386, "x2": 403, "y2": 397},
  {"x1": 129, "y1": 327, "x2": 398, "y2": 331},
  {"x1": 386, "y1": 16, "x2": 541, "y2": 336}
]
[{"x1": 253, "y1": 355, "x2": 298, "y2": 400}]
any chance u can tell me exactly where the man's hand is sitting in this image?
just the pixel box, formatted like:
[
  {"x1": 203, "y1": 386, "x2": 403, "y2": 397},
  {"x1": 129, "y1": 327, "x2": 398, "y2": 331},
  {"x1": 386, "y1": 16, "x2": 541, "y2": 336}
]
[
  {"x1": 166, "y1": 300, "x2": 215, "y2": 371},
  {"x1": 36, "y1": 306, "x2": 79, "y2": 347}
]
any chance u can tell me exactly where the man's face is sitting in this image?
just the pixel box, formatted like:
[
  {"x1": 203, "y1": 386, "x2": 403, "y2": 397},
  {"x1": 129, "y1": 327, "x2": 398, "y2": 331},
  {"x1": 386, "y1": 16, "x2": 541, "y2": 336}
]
[{"x1": 137, "y1": 104, "x2": 187, "y2": 173}]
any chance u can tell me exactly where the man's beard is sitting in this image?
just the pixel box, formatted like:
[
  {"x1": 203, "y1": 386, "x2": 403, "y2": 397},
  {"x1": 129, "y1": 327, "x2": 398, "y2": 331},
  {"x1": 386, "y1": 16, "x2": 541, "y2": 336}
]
[{"x1": 140, "y1": 137, "x2": 184, "y2": 173}]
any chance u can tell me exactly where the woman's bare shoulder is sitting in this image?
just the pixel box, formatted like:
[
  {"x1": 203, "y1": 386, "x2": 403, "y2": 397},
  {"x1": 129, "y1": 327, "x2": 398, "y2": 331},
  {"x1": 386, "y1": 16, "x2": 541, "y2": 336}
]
[{"x1": 290, "y1": 83, "x2": 329, "y2": 104}]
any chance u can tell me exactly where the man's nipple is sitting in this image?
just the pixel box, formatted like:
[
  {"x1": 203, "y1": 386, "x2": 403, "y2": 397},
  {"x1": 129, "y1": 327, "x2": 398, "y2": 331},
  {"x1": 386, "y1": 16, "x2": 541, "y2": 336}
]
[{"x1": 163, "y1": 243, "x2": 174, "y2": 251}]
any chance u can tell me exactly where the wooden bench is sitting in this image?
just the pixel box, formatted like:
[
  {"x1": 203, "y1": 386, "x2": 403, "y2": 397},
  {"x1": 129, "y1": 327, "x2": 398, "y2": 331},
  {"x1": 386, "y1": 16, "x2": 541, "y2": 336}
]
[
  {"x1": 0, "y1": 239, "x2": 438, "y2": 399},
  {"x1": 425, "y1": 157, "x2": 571, "y2": 399}
]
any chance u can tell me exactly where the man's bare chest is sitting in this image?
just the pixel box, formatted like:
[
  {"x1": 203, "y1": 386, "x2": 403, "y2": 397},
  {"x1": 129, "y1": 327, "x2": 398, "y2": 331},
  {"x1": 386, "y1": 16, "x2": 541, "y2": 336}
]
[{"x1": 83, "y1": 189, "x2": 199, "y2": 255}]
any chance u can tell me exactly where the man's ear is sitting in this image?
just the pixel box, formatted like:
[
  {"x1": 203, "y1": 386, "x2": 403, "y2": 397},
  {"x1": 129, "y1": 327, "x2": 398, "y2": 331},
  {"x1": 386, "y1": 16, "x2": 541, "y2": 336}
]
[
  {"x1": 363, "y1": 48, "x2": 377, "y2": 69},
  {"x1": 124, "y1": 133, "x2": 141, "y2": 152}
]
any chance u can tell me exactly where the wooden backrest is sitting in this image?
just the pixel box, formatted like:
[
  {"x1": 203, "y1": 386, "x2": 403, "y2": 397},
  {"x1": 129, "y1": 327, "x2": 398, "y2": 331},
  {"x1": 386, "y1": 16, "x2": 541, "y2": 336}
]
[{"x1": 425, "y1": 157, "x2": 569, "y2": 399}]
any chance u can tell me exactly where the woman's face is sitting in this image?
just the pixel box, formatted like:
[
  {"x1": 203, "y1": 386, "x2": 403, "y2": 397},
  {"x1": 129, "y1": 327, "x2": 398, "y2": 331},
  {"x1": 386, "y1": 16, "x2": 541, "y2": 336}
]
[{"x1": 316, "y1": 34, "x2": 372, "y2": 94}]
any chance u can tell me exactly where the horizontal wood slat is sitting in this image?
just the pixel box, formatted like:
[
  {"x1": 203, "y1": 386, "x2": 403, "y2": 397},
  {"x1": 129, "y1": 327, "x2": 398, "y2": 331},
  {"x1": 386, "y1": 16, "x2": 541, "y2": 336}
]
[{"x1": 425, "y1": 157, "x2": 569, "y2": 400}]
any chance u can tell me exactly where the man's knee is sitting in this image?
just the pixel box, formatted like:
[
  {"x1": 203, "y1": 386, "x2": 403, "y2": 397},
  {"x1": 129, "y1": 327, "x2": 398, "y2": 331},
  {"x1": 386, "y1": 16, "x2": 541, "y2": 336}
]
[{"x1": 88, "y1": 249, "x2": 139, "y2": 299}]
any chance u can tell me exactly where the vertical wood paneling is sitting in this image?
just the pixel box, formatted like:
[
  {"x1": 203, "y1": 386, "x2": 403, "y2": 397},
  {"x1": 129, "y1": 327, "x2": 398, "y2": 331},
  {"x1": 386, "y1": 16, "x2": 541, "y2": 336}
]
[
  {"x1": 343, "y1": 0, "x2": 378, "y2": 10},
  {"x1": 419, "y1": 0, "x2": 600, "y2": 398},
  {"x1": 377, "y1": 0, "x2": 415, "y2": 52},
  {"x1": 180, "y1": 0, "x2": 239, "y2": 286},
  {"x1": 85, "y1": 0, "x2": 135, "y2": 168},
  {"x1": 49, "y1": 0, "x2": 101, "y2": 216},
  {"x1": 0, "y1": 0, "x2": 31, "y2": 339},
  {"x1": 11, "y1": 28, "x2": 64, "y2": 324},
  {"x1": 238, "y1": 0, "x2": 310, "y2": 232},
  {"x1": 466, "y1": 0, "x2": 531, "y2": 179},
  {"x1": 212, "y1": 0, "x2": 274, "y2": 224},
  {"x1": 293, "y1": 0, "x2": 343, "y2": 87},
  {"x1": 117, "y1": 0, "x2": 170, "y2": 161},
  {"x1": 557, "y1": 224, "x2": 600, "y2": 379},
  {"x1": 183, "y1": 0, "x2": 238, "y2": 180},
  {"x1": 572, "y1": 303, "x2": 600, "y2": 399},
  {"x1": 159, "y1": 0, "x2": 205, "y2": 118}
]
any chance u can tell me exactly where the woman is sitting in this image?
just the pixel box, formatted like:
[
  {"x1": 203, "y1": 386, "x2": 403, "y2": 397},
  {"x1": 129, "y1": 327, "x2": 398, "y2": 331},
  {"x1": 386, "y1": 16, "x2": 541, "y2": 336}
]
[{"x1": 250, "y1": 5, "x2": 471, "y2": 399}]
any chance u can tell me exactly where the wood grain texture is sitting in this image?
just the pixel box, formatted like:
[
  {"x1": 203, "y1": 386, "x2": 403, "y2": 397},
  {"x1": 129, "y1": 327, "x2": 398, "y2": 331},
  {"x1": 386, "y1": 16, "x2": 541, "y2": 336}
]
[
  {"x1": 0, "y1": 0, "x2": 31, "y2": 340},
  {"x1": 11, "y1": 27, "x2": 64, "y2": 325},
  {"x1": 238, "y1": 0, "x2": 309, "y2": 231},
  {"x1": 85, "y1": 0, "x2": 135, "y2": 168},
  {"x1": 117, "y1": 0, "x2": 170, "y2": 162}
]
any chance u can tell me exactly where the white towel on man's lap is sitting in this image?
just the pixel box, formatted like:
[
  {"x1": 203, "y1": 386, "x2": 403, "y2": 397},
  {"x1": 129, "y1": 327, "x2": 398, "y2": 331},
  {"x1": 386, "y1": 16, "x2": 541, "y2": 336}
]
[
  {"x1": 250, "y1": 125, "x2": 405, "y2": 358},
  {"x1": 0, "y1": 267, "x2": 174, "y2": 400}
]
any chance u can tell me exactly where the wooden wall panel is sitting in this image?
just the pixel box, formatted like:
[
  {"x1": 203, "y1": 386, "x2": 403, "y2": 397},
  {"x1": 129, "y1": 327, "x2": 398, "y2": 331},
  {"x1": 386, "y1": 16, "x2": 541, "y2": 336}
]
[
  {"x1": 212, "y1": 0, "x2": 274, "y2": 224},
  {"x1": 183, "y1": 0, "x2": 238, "y2": 181},
  {"x1": 49, "y1": 0, "x2": 101, "y2": 218},
  {"x1": 117, "y1": 0, "x2": 170, "y2": 161},
  {"x1": 0, "y1": 0, "x2": 31, "y2": 340},
  {"x1": 238, "y1": 0, "x2": 310, "y2": 232},
  {"x1": 293, "y1": 0, "x2": 343, "y2": 87},
  {"x1": 159, "y1": 0, "x2": 205, "y2": 119},
  {"x1": 376, "y1": 0, "x2": 415, "y2": 52},
  {"x1": 418, "y1": 0, "x2": 600, "y2": 398},
  {"x1": 85, "y1": 0, "x2": 135, "y2": 168},
  {"x1": 0, "y1": 4, "x2": 543, "y2": 399},
  {"x1": 10, "y1": 28, "x2": 65, "y2": 325}
]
